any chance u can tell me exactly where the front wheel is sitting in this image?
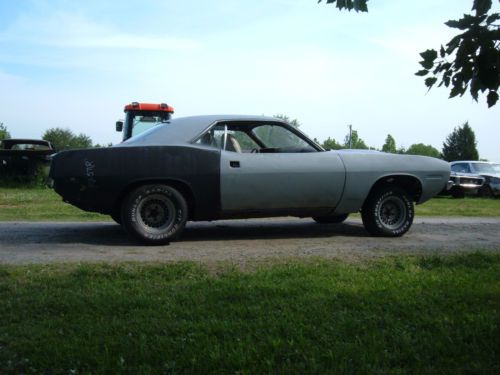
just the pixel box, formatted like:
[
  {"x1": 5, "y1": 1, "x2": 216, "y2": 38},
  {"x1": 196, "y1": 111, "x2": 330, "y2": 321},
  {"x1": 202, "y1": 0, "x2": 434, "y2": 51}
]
[
  {"x1": 122, "y1": 184, "x2": 188, "y2": 245},
  {"x1": 313, "y1": 213, "x2": 349, "y2": 224},
  {"x1": 361, "y1": 187, "x2": 414, "y2": 237},
  {"x1": 478, "y1": 185, "x2": 493, "y2": 198}
]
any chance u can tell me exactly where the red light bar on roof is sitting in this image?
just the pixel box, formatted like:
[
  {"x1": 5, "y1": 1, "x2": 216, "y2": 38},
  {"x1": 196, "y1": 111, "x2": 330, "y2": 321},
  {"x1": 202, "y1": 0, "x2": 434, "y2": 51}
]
[{"x1": 124, "y1": 102, "x2": 175, "y2": 113}]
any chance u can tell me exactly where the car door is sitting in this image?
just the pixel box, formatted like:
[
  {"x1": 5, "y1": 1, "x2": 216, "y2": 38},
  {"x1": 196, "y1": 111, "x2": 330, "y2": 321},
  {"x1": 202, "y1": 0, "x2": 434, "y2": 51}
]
[{"x1": 219, "y1": 122, "x2": 346, "y2": 213}]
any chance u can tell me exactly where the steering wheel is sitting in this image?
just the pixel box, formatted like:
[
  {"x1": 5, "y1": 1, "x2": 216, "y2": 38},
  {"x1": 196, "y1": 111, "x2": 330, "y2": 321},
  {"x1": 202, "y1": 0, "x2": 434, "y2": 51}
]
[{"x1": 251, "y1": 148, "x2": 259, "y2": 153}]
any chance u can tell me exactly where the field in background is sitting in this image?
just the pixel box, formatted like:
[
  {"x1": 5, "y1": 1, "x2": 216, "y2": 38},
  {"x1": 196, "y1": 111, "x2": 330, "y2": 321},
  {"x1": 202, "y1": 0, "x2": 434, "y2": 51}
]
[
  {"x1": 0, "y1": 253, "x2": 498, "y2": 373},
  {"x1": 0, "y1": 187, "x2": 499, "y2": 221}
]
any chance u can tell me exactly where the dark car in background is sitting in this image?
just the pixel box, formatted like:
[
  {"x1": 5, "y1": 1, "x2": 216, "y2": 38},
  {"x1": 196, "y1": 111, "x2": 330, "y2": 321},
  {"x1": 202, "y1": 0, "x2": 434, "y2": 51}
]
[
  {"x1": 0, "y1": 139, "x2": 55, "y2": 181},
  {"x1": 450, "y1": 161, "x2": 500, "y2": 198}
]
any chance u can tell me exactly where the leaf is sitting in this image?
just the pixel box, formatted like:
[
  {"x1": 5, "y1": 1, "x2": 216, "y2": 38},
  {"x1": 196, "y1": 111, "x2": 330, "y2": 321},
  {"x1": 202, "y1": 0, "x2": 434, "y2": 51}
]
[
  {"x1": 425, "y1": 77, "x2": 438, "y2": 89},
  {"x1": 446, "y1": 35, "x2": 462, "y2": 54},
  {"x1": 419, "y1": 60, "x2": 434, "y2": 69},
  {"x1": 440, "y1": 45, "x2": 446, "y2": 58},
  {"x1": 486, "y1": 13, "x2": 500, "y2": 24},
  {"x1": 415, "y1": 69, "x2": 429, "y2": 77},
  {"x1": 445, "y1": 15, "x2": 477, "y2": 30},
  {"x1": 487, "y1": 91, "x2": 499, "y2": 107},
  {"x1": 449, "y1": 86, "x2": 463, "y2": 98},
  {"x1": 419, "y1": 49, "x2": 438, "y2": 62},
  {"x1": 353, "y1": 0, "x2": 368, "y2": 12},
  {"x1": 472, "y1": 0, "x2": 492, "y2": 16}
]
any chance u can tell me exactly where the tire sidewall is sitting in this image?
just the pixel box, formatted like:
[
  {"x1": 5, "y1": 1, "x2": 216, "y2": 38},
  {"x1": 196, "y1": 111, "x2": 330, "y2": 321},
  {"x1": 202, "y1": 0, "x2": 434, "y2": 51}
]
[
  {"x1": 369, "y1": 188, "x2": 414, "y2": 236},
  {"x1": 123, "y1": 185, "x2": 187, "y2": 244}
]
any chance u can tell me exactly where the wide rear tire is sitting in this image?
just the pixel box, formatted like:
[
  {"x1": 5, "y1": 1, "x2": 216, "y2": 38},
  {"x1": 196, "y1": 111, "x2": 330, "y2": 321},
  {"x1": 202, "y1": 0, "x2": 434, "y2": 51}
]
[
  {"x1": 122, "y1": 184, "x2": 188, "y2": 245},
  {"x1": 361, "y1": 187, "x2": 414, "y2": 237}
]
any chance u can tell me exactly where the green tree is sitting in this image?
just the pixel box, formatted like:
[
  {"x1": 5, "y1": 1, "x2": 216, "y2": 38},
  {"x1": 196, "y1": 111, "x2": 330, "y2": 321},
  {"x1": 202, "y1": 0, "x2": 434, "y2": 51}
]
[
  {"x1": 0, "y1": 122, "x2": 11, "y2": 140},
  {"x1": 322, "y1": 136, "x2": 342, "y2": 150},
  {"x1": 382, "y1": 134, "x2": 397, "y2": 153},
  {"x1": 405, "y1": 143, "x2": 440, "y2": 158},
  {"x1": 343, "y1": 130, "x2": 368, "y2": 149},
  {"x1": 319, "y1": 0, "x2": 500, "y2": 107},
  {"x1": 273, "y1": 114, "x2": 301, "y2": 128},
  {"x1": 42, "y1": 128, "x2": 93, "y2": 151},
  {"x1": 441, "y1": 122, "x2": 479, "y2": 161}
]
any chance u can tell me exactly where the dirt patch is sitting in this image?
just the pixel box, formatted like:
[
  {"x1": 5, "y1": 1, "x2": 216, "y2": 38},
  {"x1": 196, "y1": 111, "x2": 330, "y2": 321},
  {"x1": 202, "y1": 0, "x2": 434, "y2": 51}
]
[{"x1": 0, "y1": 217, "x2": 499, "y2": 265}]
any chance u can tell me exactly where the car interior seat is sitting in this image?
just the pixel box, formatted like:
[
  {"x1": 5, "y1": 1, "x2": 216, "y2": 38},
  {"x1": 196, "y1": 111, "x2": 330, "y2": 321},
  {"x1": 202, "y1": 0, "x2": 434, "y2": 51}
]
[{"x1": 226, "y1": 134, "x2": 242, "y2": 153}]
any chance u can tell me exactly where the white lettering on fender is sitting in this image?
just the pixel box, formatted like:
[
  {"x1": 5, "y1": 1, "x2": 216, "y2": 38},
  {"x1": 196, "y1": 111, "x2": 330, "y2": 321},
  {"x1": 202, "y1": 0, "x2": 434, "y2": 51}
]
[{"x1": 84, "y1": 159, "x2": 97, "y2": 187}]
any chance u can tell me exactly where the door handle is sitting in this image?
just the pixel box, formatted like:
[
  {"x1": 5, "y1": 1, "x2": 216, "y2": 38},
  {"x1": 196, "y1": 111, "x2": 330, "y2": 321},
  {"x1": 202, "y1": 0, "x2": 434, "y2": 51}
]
[{"x1": 230, "y1": 161, "x2": 240, "y2": 168}]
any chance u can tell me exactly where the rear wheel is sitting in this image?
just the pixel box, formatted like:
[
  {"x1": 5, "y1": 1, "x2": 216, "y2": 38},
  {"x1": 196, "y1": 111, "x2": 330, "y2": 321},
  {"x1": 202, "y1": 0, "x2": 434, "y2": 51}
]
[
  {"x1": 122, "y1": 184, "x2": 188, "y2": 245},
  {"x1": 313, "y1": 213, "x2": 349, "y2": 224},
  {"x1": 361, "y1": 187, "x2": 414, "y2": 237}
]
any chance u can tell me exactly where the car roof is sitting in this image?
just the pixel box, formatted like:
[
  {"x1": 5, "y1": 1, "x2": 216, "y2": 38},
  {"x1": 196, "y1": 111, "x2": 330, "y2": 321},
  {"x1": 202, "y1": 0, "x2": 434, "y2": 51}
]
[{"x1": 119, "y1": 114, "x2": 288, "y2": 147}]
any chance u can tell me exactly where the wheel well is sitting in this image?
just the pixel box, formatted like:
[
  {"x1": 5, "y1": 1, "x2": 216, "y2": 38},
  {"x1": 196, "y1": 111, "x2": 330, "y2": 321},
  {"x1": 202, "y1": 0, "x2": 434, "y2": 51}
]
[
  {"x1": 365, "y1": 175, "x2": 422, "y2": 204},
  {"x1": 113, "y1": 179, "x2": 196, "y2": 220}
]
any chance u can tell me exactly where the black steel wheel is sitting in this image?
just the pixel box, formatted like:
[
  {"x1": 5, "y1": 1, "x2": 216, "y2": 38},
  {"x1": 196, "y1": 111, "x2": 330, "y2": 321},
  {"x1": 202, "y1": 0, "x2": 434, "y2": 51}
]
[
  {"x1": 313, "y1": 213, "x2": 349, "y2": 224},
  {"x1": 361, "y1": 187, "x2": 414, "y2": 237},
  {"x1": 122, "y1": 184, "x2": 188, "y2": 244}
]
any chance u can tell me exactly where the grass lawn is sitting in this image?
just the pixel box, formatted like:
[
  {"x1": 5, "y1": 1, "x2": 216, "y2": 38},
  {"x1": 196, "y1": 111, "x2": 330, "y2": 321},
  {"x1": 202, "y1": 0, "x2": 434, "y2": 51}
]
[
  {"x1": 0, "y1": 253, "x2": 498, "y2": 373},
  {"x1": 0, "y1": 187, "x2": 108, "y2": 221},
  {"x1": 1, "y1": 187, "x2": 499, "y2": 221}
]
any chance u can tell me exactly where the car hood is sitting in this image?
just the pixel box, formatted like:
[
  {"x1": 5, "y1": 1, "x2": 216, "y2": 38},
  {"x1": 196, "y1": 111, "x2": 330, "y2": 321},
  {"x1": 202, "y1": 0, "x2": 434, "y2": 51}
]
[{"x1": 479, "y1": 173, "x2": 500, "y2": 179}]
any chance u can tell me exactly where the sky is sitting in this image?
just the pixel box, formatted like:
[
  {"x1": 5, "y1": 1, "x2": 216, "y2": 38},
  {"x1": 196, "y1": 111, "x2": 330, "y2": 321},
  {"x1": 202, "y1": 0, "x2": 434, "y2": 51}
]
[{"x1": 0, "y1": 0, "x2": 499, "y2": 159}]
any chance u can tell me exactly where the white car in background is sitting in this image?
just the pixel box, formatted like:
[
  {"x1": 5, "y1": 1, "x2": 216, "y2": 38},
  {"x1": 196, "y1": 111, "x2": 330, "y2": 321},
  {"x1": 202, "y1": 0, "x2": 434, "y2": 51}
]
[{"x1": 450, "y1": 161, "x2": 500, "y2": 198}]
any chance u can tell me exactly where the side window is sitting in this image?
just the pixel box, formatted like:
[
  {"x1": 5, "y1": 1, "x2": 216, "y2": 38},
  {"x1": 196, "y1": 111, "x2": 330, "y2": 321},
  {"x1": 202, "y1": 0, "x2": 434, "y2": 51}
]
[
  {"x1": 194, "y1": 124, "x2": 225, "y2": 149},
  {"x1": 252, "y1": 124, "x2": 315, "y2": 152},
  {"x1": 194, "y1": 124, "x2": 259, "y2": 153},
  {"x1": 226, "y1": 130, "x2": 259, "y2": 153}
]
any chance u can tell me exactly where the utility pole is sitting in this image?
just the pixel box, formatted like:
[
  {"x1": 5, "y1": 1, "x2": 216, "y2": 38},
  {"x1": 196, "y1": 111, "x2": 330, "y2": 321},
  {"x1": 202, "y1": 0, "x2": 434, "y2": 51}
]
[{"x1": 348, "y1": 124, "x2": 352, "y2": 149}]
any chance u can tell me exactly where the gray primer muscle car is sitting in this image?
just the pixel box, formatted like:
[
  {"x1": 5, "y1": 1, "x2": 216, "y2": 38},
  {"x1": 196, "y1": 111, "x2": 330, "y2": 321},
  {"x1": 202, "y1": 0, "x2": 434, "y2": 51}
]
[{"x1": 49, "y1": 115, "x2": 451, "y2": 244}]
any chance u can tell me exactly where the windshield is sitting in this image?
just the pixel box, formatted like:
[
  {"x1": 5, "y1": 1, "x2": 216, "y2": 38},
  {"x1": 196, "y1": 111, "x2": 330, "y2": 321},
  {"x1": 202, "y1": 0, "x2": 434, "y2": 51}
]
[
  {"x1": 123, "y1": 110, "x2": 171, "y2": 141},
  {"x1": 491, "y1": 164, "x2": 500, "y2": 172},
  {"x1": 472, "y1": 163, "x2": 496, "y2": 173}
]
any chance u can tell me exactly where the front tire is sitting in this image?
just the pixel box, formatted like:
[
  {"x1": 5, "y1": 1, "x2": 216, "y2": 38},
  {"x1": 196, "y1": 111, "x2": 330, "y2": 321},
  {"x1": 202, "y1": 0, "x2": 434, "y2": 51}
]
[
  {"x1": 313, "y1": 213, "x2": 349, "y2": 224},
  {"x1": 361, "y1": 187, "x2": 414, "y2": 237},
  {"x1": 478, "y1": 185, "x2": 493, "y2": 198},
  {"x1": 122, "y1": 184, "x2": 188, "y2": 245}
]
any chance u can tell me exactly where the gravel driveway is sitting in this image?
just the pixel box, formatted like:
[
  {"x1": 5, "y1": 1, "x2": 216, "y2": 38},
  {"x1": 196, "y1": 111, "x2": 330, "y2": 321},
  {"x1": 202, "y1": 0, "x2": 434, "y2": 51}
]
[{"x1": 1, "y1": 217, "x2": 499, "y2": 265}]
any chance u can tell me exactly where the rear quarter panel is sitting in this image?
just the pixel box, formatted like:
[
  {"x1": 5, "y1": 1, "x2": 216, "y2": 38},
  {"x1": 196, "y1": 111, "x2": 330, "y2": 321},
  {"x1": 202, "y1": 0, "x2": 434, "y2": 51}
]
[
  {"x1": 50, "y1": 145, "x2": 220, "y2": 219},
  {"x1": 334, "y1": 151, "x2": 450, "y2": 213}
]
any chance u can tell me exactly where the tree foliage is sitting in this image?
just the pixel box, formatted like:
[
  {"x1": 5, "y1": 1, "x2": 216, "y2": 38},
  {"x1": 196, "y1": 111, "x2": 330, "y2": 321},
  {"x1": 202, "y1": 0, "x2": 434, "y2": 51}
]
[
  {"x1": 273, "y1": 114, "x2": 301, "y2": 128},
  {"x1": 320, "y1": 0, "x2": 500, "y2": 107},
  {"x1": 416, "y1": 0, "x2": 500, "y2": 107},
  {"x1": 0, "y1": 123, "x2": 11, "y2": 140},
  {"x1": 382, "y1": 134, "x2": 397, "y2": 153},
  {"x1": 405, "y1": 143, "x2": 441, "y2": 158},
  {"x1": 42, "y1": 128, "x2": 93, "y2": 151},
  {"x1": 318, "y1": 0, "x2": 368, "y2": 12},
  {"x1": 441, "y1": 122, "x2": 479, "y2": 161},
  {"x1": 322, "y1": 136, "x2": 342, "y2": 150},
  {"x1": 343, "y1": 129, "x2": 368, "y2": 149}
]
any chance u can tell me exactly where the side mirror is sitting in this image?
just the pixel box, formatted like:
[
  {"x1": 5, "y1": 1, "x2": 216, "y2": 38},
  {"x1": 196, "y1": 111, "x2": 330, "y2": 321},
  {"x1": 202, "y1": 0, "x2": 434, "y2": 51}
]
[{"x1": 116, "y1": 121, "x2": 123, "y2": 132}]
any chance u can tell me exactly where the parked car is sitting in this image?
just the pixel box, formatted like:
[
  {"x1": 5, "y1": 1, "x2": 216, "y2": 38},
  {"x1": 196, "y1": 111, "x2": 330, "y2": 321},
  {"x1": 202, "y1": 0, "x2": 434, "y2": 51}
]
[
  {"x1": 450, "y1": 161, "x2": 500, "y2": 198},
  {"x1": 49, "y1": 115, "x2": 451, "y2": 244},
  {"x1": 0, "y1": 139, "x2": 55, "y2": 181},
  {"x1": 448, "y1": 168, "x2": 485, "y2": 198}
]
